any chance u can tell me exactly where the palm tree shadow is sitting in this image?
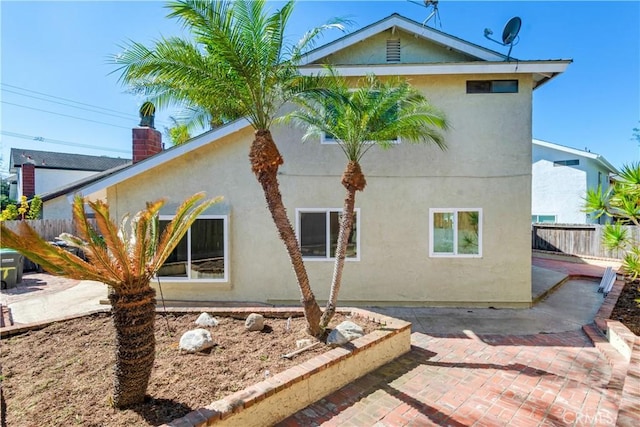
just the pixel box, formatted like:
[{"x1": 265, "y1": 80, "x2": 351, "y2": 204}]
[{"x1": 130, "y1": 397, "x2": 194, "y2": 426}]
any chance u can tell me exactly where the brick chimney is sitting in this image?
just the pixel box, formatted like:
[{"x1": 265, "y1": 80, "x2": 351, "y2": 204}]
[
  {"x1": 132, "y1": 127, "x2": 162, "y2": 163},
  {"x1": 21, "y1": 162, "x2": 36, "y2": 198},
  {"x1": 132, "y1": 101, "x2": 163, "y2": 163}
]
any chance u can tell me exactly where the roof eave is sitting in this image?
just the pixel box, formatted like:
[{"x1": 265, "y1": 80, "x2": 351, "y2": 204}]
[
  {"x1": 301, "y1": 14, "x2": 508, "y2": 65},
  {"x1": 66, "y1": 118, "x2": 251, "y2": 202}
]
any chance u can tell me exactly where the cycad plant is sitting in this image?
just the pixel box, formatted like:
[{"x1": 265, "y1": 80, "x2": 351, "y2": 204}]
[
  {"x1": 113, "y1": 0, "x2": 346, "y2": 337},
  {"x1": 0, "y1": 193, "x2": 217, "y2": 407},
  {"x1": 285, "y1": 72, "x2": 449, "y2": 327},
  {"x1": 585, "y1": 162, "x2": 640, "y2": 279}
]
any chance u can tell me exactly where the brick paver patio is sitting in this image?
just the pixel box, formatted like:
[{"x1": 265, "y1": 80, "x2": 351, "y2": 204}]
[
  {"x1": 279, "y1": 330, "x2": 624, "y2": 426},
  {"x1": 278, "y1": 256, "x2": 633, "y2": 426}
]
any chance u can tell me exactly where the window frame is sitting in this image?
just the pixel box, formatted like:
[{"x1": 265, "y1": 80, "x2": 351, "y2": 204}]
[
  {"x1": 157, "y1": 214, "x2": 229, "y2": 282},
  {"x1": 429, "y1": 208, "x2": 482, "y2": 258},
  {"x1": 466, "y1": 80, "x2": 519, "y2": 94},
  {"x1": 295, "y1": 208, "x2": 361, "y2": 262},
  {"x1": 553, "y1": 159, "x2": 580, "y2": 167},
  {"x1": 531, "y1": 214, "x2": 557, "y2": 224}
]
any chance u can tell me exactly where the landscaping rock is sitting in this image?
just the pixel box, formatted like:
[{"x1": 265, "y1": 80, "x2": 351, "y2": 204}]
[
  {"x1": 245, "y1": 313, "x2": 264, "y2": 332},
  {"x1": 179, "y1": 328, "x2": 214, "y2": 353},
  {"x1": 195, "y1": 312, "x2": 219, "y2": 327},
  {"x1": 327, "y1": 321, "x2": 364, "y2": 346}
]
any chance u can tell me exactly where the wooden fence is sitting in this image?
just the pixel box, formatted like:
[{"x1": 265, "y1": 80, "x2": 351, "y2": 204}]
[
  {"x1": 532, "y1": 223, "x2": 639, "y2": 259},
  {"x1": 1, "y1": 219, "x2": 86, "y2": 241}
]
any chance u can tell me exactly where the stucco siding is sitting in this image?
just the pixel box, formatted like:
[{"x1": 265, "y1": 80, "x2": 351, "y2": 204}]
[
  {"x1": 532, "y1": 144, "x2": 612, "y2": 224},
  {"x1": 35, "y1": 169, "x2": 96, "y2": 196},
  {"x1": 323, "y1": 29, "x2": 475, "y2": 65},
  {"x1": 107, "y1": 72, "x2": 533, "y2": 307}
]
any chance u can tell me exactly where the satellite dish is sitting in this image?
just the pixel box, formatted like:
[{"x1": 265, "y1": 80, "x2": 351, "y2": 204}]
[
  {"x1": 483, "y1": 16, "x2": 522, "y2": 61},
  {"x1": 407, "y1": 0, "x2": 441, "y2": 28},
  {"x1": 502, "y1": 17, "x2": 521, "y2": 45}
]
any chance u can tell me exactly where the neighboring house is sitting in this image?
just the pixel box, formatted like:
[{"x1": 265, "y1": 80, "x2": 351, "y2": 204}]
[
  {"x1": 45, "y1": 14, "x2": 570, "y2": 308},
  {"x1": 9, "y1": 148, "x2": 130, "y2": 208},
  {"x1": 532, "y1": 139, "x2": 618, "y2": 224}
]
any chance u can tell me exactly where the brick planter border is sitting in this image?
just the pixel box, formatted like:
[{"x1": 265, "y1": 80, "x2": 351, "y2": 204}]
[
  {"x1": 585, "y1": 275, "x2": 640, "y2": 426},
  {"x1": 1, "y1": 306, "x2": 411, "y2": 427},
  {"x1": 163, "y1": 307, "x2": 411, "y2": 427}
]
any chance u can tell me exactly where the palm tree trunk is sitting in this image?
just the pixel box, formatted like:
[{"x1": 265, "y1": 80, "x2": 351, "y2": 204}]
[
  {"x1": 109, "y1": 286, "x2": 156, "y2": 408},
  {"x1": 320, "y1": 161, "x2": 365, "y2": 328},
  {"x1": 320, "y1": 188, "x2": 356, "y2": 328},
  {"x1": 250, "y1": 129, "x2": 323, "y2": 337}
]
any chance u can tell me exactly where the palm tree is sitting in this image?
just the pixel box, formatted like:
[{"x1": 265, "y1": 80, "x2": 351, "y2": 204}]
[
  {"x1": 585, "y1": 162, "x2": 640, "y2": 278},
  {"x1": 0, "y1": 193, "x2": 217, "y2": 407},
  {"x1": 112, "y1": 0, "x2": 346, "y2": 337},
  {"x1": 285, "y1": 72, "x2": 449, "y2": 327}
]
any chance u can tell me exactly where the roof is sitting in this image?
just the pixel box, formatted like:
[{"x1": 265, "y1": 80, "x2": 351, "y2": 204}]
[
  {"x1": 63, "y1": 118, "x2": 251, "y2": 201},
  {"x1": 532, "y1": 139, "x2": 618, "y2": 174},
  {"x1": 10, "y1": 148, "x2": 130, "y2": 173},
  {"x1": 299, "y1": 14, "x2": 571, "y2": 89},
  {"x1": 50, "y1": 13, "x2": 573, "y2": 201},
  {"x1": 39, "y1": 162, "x2": 133, "y2": 202}
]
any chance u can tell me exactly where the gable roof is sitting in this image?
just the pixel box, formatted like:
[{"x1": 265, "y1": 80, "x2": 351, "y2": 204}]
[
  {"x1": 51, "y1": 13, "x2": 573, "y2": 202},
  {"x1": 533, "y1": 139, "x2": 618, "y2": 174},
  {"x1": 299, "y1": 14, "x2": 571, "y2": 89},
  {"x1": 301, "y1": 13, "x2": 507, "y2": 65},
  {"x1": 10, "y1": 148, "x2": 130, "y2": 172}
]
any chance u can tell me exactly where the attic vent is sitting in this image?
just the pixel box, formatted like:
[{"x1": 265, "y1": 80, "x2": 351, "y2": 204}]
[{"x1": 386, "y1": 39, "x2": 401, "y2": 62}]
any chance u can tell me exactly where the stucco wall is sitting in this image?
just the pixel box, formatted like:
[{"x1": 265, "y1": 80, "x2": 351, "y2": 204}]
[
  {"x1": 35, "y1": 169, "x2": 96, "y2": 196},
  {"x1": 107, "y1": 72, "x2": 533, "y2": 307},
  {"x1": 324, "y1": 29, "x2": 473, "y2": 65},
  {"x1": 532, "y1": 145, "x2": 612, "y2": 224},
  {"x1": 42, "y1": 189, "x2": 108, "y2": 219}
]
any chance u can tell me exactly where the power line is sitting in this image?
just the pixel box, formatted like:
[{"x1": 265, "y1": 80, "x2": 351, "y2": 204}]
[
  {"x1": 1, "y1": 88, "x2": 136, "y2": 122},
  {"x1": 1, "y1": 83, "x2": 170, "y2": 127},
  {"x1": 1, "y1": 83, "x2": 136, "y2": 117},
  {"x1": 0, "y1": 130, "x2": 130, "y2": 155},
  {"x1": 1, "y1": 101, "x2": 132, "y2": 130}
]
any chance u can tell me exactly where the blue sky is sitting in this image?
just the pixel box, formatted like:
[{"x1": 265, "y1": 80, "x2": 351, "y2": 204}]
[{"x1": 1, "y1": 0, "x2": 638, "y2": 173}]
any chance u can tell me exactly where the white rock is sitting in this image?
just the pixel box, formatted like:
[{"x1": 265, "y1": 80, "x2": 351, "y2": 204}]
[
  {"x1": 179, "y1": 328, "x2": 214, "y2": 353},
  {"x1": 195, "y1": 312, "x2": 219, "y2": 327},
  {"x1": 326, "y1": 321, "x2": 365, "y2": 346},
  {"x1": 245, "y1": 313, "x2": 264, "y2": 331}
]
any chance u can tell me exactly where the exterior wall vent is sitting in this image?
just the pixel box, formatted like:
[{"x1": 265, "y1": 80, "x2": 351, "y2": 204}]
[{"x1": 386, "y1": 39, "x2": 401, "y2": 62}]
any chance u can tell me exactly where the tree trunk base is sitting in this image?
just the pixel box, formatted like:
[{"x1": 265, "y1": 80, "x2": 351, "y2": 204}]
[{"x1": 109, "y1": 286, "x2": 157, "y2": 408}]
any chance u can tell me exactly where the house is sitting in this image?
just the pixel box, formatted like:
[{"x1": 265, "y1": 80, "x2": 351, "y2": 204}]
[
  {"x1": 532, "y1": 139, "x2": 617, "y2": 224},
  {"x1": 9, "y1": 148, "x2": 130, "y2": 207},
  {"x1": 44, "y1": 14, "x2": 570, "y2": 308}
]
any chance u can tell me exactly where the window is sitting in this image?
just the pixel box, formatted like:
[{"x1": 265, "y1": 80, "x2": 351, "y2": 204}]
[
  {"x1": 296, "y1": 208, "x2": 360, "y2": 261},
  {"x1": 553, "y1": 159, "x2": 579, "y2": 167},
  {"x1": 430, "y1": 209, "x2": 482, "y2": 257},
  {"x1": 466, "y1": 80, "x2": 518, "y2": 94},
  {"x1": 531, "y1": 214, "x2": 557, "y2": 223},
  {"x1": 157, "y1": 215, "x2": 228, "y2": 281}
]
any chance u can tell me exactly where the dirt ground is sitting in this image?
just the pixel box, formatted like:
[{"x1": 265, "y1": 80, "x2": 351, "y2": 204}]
[
  {"x1": 1, "y1": 312, "x2": 377, "y2": 426},
  {"x1": 610, "y1": 279, "x2": 640, "y2": 336}
]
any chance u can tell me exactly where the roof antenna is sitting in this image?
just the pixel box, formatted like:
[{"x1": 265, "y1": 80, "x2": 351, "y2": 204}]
[
  {"x1": 483, "y1": 16, "x2": 522, "y2": 61},
  {"x1": 407, "y1": 0, "x2": 441, "y2": 28}
]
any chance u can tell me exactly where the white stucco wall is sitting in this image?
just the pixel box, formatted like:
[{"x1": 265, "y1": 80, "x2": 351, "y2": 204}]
[
  {"x1": 532, "y1": 144, "x2": 612, "y2": 224},
  {"x1": 35, "y1": 169, "x2": 96, "y2": 196},
  {"x1": 107, "y1": 72, "x2": 534, "y2": 308}
]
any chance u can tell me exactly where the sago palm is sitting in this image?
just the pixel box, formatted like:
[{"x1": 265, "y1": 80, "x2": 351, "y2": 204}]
[
  {"x1": 113, "y1": 0, "x2": 346, "y2": 337},
  {"x1": 0, "y1": 193, "x2": 218, "y2": 407},
  {"x1": 286, "y1": 72, "x2": 449, "y2": 326}
]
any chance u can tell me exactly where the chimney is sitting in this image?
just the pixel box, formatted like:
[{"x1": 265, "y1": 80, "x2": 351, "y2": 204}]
[
  {"x1": 21, "y1": 162, "x2": 36, "y2": 198},
  {"x1": 132, "y1": 102, "x2": 163, "y2": 163}
]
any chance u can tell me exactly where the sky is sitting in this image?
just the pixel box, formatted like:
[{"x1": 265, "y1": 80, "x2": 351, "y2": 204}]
[{"x1": 1, "y1": 0, "x2": 638, "y2": 174}]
